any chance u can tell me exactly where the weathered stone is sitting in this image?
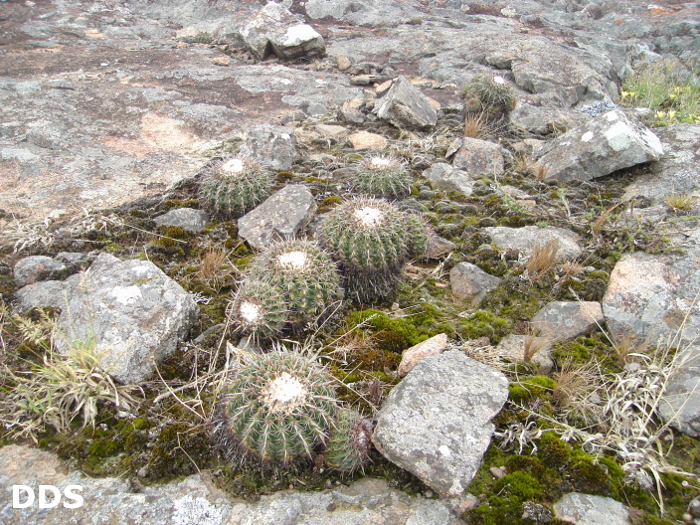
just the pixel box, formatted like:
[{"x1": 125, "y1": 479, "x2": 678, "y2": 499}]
[
  {"x1": 316, "y1": 123, "x2": 347, "y2": 137},
  {"x1": 373, "y1": 76, "x2": 437, "y2": 130},
  {"x1": 210, "y1": 56, "x2": 231, "y2": 66},
  {"x1": 531, "y1": 301, "x2": 604, "y2": 341},
  {"x1": 398, "y1": 333, "x2": 449, "y2": 377},
  {"x1": 239, "y1": 2, "x2": 325, "y2": 61},
  {"x1": 452, "y1": 138, "x2": 504, "y2": 177},
  {"x1": 496, "y1": 335, "x2": 554, "y2": 372},
  {"x1": 236, "y1": 124, "x2": 298, "y2": 171},
  {"x1": 427, "y1": 234, "x2": 455, "y2": 259},
  {"x1": 422, "y1": 163, "x2": 474, "y2": 196},
  {"x1": 373, "y1": 350, "x2": 509, "y2": 497},
  {"x1": 15, "y1": 253, "x2": 198, "y2": 384},
  {"x1": 339, "y1": 98, "x2": 365, "y2": 124},
  {"x1": 553, "y1": 493, "x2": 631, "y2": 525},
  {"x1": 509, "y1": 104, "x2": 585, "y2": 135},
  {"x1": 13, "y1": 255, "x2": 66, "y2": 287},
  {"x1": 658, "y1": 345, "x2": 700, "y2": 437},
  {"x1": 348, "y1": 130, "x2": 387, "y2": 151},
  {"x1": 483, "y1": 226, "x2": 583, "y2": 261},
  {"x1": 450, "y1": 262, "x2": 501, "y2": 305},
  {"x1": 0, "y1": 444, "x2": 461, "y2": 525},
  {"x1": 336, "y1": 55, "x2": 352, "y2": 71},
  {"x1": 534, "y1": 110, "x2": 664, "y2": 182},
  {"x1": 154, "y1": 208, "x2": 208, "y2": 233},
  {"x1": 238, "y1": 185, "x2": 316, "y2": 250}
]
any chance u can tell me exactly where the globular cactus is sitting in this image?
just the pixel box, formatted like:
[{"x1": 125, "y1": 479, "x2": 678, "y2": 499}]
[
  {"x1": 246, "y1": 239, "x2": 343, "y2": 330},
  {"x1": 352, "y1": 155, "x2": 411, "y2": 199},
  {"x1": 318, "y1": 197, "x2": 429, "y2": 303},
  {"x1": 460, "y1": 75, "x2": 516, "y2": 120},
  {"x1": 220, "y1": 345, "x2": 338, "y2": 465},
  {"x1": 226, "y1": 278, "x2": 288, "y2": 340},
  {"x1": 326, "y1": 408, "x2": 374, "y2": 474},
  {"x1": 199, "y1": 156, "x2": 272, "y2": 216}
]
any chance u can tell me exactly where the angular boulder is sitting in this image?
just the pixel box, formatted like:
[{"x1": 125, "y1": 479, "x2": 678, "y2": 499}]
[
  {"x1": 452, "y1": 138, "x2": 504, "y2": 177},
  {"x1": 553, "y1": 493, "x2": 631, "y2": 525},
  {"x1": 373, "y1": 76, "x2": 437, "y2": 130},
  {"x1": 373, "y1": 350, "x2": 508, "y2": 497},
  {"x1": 531, "y1": 301, "x2": 604, "y2": 341},
  {"x1": 238, "y1": 185, "x2": 317, "y2": 250},
  {"x1": 240, "y1": 2, "x2": 326, "y2": 61},
  {"x1": 13, "y1": 255, "x2": 67, "y2": 287},
  {"x1": 236, "y1": 124, "x2": 298, "y2": 171},
  {"x1": 483, "y1": 225, "x2": 583, "y2": 261},
  {"x1": 449, "y1": 262, "x2": 501, "y2": 305},
  {"x1": 422, "y1": 163, "x2": 474, "y2": 196},
  {"x1": 534, "y1": 110, "x2": 663, "y2": 182},
  {"x1": 16, "y1": 253, "x2": 199, "y2": 384},
  {"x1": 154, "y1": 208, "x2": 208, "y2": 233}
]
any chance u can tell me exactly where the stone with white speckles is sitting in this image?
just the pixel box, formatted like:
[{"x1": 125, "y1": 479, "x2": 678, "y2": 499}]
[
  {"x1": 553, "y1": 493, "x2": 631, "y2": 525},
  {"x1": 531, "y1": 301, "x2": 604, "y2": 341},
  {"x1": 533, "y1": 110, "x2": 663, "y2": 182},
  {"x1": 372, "y1": 350, "x2": 509, "y2": 497},
  {"x1": 15, "y1": 253, "x2": 198, "y2": 384}
]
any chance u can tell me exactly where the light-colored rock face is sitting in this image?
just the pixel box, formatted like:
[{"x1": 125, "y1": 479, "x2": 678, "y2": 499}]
[
  {"x1": 483, "y1": 225, "x2": 583, "y2": 261},
  {"x1": 452, "y1": 138, "x2": 504, "y2": 177},
  {"x1": 348, "y1": 130, "x2": 388, "y2": 151},
  {"x1": 15, "y1": 253, "x2": 199, "y2": 384},
  {"x1": 553, "y1": 492, "x2": 631, "y2": 525},
  {"x1": 373, "y1": 76, "x2": 437, "y2": 130},
  {"x1": 0, "y1": 445, "x2": 462, "y2": 525},
  {"x1": 238, "y1": 185, "x2": 317, "y2": 250},
  {"x1": 372, "y1": 350, "x2": 509, "y2": 497},
  {"x1": 154, "y1": 208, "x2": 208, "y2": 233},
  {"x1": 398, "y1": 333, "x2": 449, "y2": 377},
  {"x1": 422, "y1": 163, "x2": 474, "y2": 196},
  {"x1": 534, "y1": 110, "x2": 663, "y2": 182},
  {"x1": 449, "y1": 262, "x2": 501, "y2": 305},
  {"x1": 496, "y1": 335, "x2": 554, "y2": 372},
  {"x1": 531, "y1": 301, "x2": 604, "y2": 341}
]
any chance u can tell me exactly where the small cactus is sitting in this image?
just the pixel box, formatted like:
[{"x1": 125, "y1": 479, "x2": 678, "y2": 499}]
[
  {"x1": 246, "y1": 239, "x2": 343, "y2": 330},
  {"x1": 326, "y1": 408, "x2": 374, "y2": 474},
  {"x1": 461, "y1": 75, "x2": 516, "y2": 120},
  {"x1": 220, "y1": 345, "x2": 338, "y2": 465},
  {"x1": 352, "y1": 155, "x2": 411, "y2": 199},
  {"x1": 318, "y1": 197, "x2": 429, "y2": 303},
  {"x1": 226, "y1": 278, "x2": 288, "y2": 339},
  {"x1": 199, "y1": 156, "x2": 272, "y2": 216}
]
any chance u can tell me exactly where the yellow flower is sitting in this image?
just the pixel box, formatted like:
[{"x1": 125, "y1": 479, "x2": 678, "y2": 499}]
[
  {"x1": 656, "y1": 111, "x2": 666, "y2": 119},
  {"x1": 668, "y1": 110, "x2": 677, "y2": 120},
  {"x1": 669, "y1": 93, "x2": 677, "y2": 100}
]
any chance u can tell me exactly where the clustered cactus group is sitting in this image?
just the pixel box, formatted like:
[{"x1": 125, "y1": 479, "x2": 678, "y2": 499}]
[
  {"x1": 318, "y1": 197, "x2": 429, "y2": 303},
  {"x1": 199, "y1": 156, "x2": 272, "y2": 216},
  {"x1": 461, "y1": 74, "x2": 516, "y2": 120}
]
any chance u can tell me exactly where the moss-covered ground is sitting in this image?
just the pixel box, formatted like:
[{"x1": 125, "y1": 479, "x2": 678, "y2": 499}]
[{"x1": 1, "y1": 94, "x2": 699, "y2": 524}]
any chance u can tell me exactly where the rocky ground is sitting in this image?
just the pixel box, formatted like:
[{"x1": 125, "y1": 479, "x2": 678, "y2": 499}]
[{"x1": 1, "y1": 0, "x2": 700, "y2": 524}]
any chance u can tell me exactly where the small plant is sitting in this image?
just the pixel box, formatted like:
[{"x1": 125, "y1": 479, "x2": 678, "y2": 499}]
[
  {"x1": 318, "y1": 197, "x2": 429, "y2": 303},
  {"x1": 464, "y1": 112, "x2": 488, "y2": 138},
  {"x1": 524, "y1": 240, "x2": 560, "y2": 282},
  {"x1": 199, "y1": 156, "x2": 272, "y2": 216},
  {"x1": 226, "y1": 278, "x2": 288, "y2": 340},
  {"x1": 245, "y1": 239, "x2": 343, "y2": 330},
  {"x1": 218, "y1": 344, "x2": 338, "y2": 465},
  {"x1": 664, "y1": 193, "x2": 697, "y2": 213},
  {"x1": 461, "y1": 75, "x2": 516, "y2": 121},
  {"x1": 351, "y1": 155, "x2": 411, "y2": 199},
  {"x1": 326, "y1": 408, "x2": 374, "y2": 474}
]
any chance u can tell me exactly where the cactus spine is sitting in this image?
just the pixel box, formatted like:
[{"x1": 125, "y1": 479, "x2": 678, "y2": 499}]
[
  {"x1": 221, "y1": 345, "x2": 338, "y2": 465},
  {"x1": 199, "y1": 156, "x2": 272, "y2": 216},
  {"x1": 226, "y1": 278, "x2": 288, "y2": 339},
  {"x1": 352, "y1": 155, "x2": 411, "y2": 199},
  {"x1": 326, "y1": 408, "x2": 373, "y2": 474},
  {"x1": 461, "y1": 75, "x2": 516, "y2": 121},
  {"x1": 318, "y1": 197, "x2": 429, "y2": 303}
]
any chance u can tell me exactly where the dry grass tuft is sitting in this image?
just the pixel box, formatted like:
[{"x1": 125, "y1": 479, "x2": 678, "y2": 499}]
[
  {"x1": 201, "y1": 248, "x2": 228, "y2": 279},
  {"x1": 524, "y1": 240, "x2": 560, "y2": 282},
  {"x1": 664, "y1": 193, "x2": 697, "y2": 213},
  {"x1": 552, "y1": 359, "x2": 601, "y2": 425},
  {"x1": 463, "y1": 113, "x2": 488, "y2": 138},
  {"x1": 523, "y1": 333, "x2": 548, "y2": 364}
]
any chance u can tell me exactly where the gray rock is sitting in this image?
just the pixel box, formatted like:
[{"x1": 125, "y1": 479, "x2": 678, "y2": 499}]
[
  {"x1": 449, "y1": 262, "x2": 501, "y2": 305},
  {"x1": 553, "y1": 493, "x2": 631, "y2": 525},
  {"x1": 237, "y1": 124, "x2": 298, "y2": 171},
  {"x1": 154, "y1": 208, "x2": 208, "y2": 233},
  {"x1": 658, "y1": 345, "x2": 700, "y2": 437},
  {"x1": 427, "y1": 234, "x2": 455, "y2": 259},
  {"x1": 534, "y1": 110, "x2": 664, "y2": 182},
  {"x1": 26, "y1": 122, "x2": 64, "y2": 150},
  {"x1": 15, "y1": 253, "x2": 198, "y2": 384},
  {"x1": 496, "y1": 335, "x2": 554, "y2": 372},
  {"x1": 373, "y1": 76, "x2": 437, "y2": 130},
  {"x1": 452, "y1": 138, "x2": 504, "y2": 177},
  {"x1": 483, "y1": 226, "x2": 583, "y2": 261},
  {"x1": 13, "y1": 255, "x2": 67, "y2": 287},
  {"x1": 531, "y1": 301, "x2": 604, "y2": 341},
  {"x1": 0, "y1": 444, "x2": 462, "y2": 525},
  {"x1": 509, "y1": 104, "x2": 585, "y2": 135},
  {"x1": 240, "y1": 2, "x2": 325, "y2": 61},
  {"x1": 238, "y1": 185, "x2": 317, "y2": 250},
  {"x1": 373, "y1": 349, "x2": 509, "y2": 497},
  {"x1": 422, "y1": 163, "x2": 474, "y2": 196}
]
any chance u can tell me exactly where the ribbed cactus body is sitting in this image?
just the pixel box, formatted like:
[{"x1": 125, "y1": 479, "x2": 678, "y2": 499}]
[
  {"x1": 226, "y1": 278, "x2": 288, "y2": 339},
  {"x1": 326, "y1": 409, "x2": 373, "y2": 474},
  {"x1": 246, "y1": 240, "x2": 342, "y2": 329},
  {"x1": 200, "y1": 157, "x2": 272, "y2": 216},
  {"x1": 461, "y1": 75, "x2": 516, "y2": 119},
  {"x1": 222, "y1": 346, "x2": 338, "y2": 465},
  {"x1": 352, "y1": 156, "x2": 410, "y2": 199},
  {"x1": 318, "y1": 197, "x2": 429, "y2": 303}
]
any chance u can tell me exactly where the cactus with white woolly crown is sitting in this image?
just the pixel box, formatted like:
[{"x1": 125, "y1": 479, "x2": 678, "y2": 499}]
[
  {"x1": 318, "y1": 197, "x2": 429, "y2": 303},
  {"x1": 245, "y1": 239, "x2": 342, "y2": 330},
  {"x1": 326, "y1": 408, "x2": 374, "y2": 474},
  {"x1": 226, "y1": 278, "x2": 288, "y2": 340},
  {"x1": 461, "y1": 74, "x2": 516, "y2": 120},
  {"x1": 199, "y1": 156, "x2": 272, "y2": 216},
  {"x1": 220, "y1": 345, "x2": 338, "y2": 465},
  {"x1": 352, "y1": 155, "x2": 411, "y2": 199}
]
